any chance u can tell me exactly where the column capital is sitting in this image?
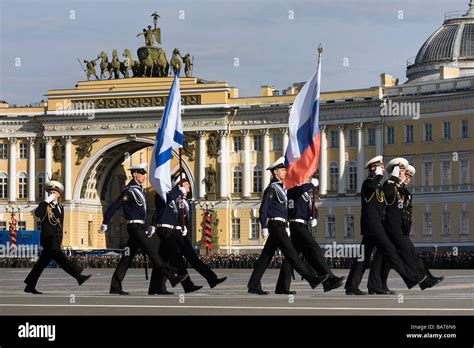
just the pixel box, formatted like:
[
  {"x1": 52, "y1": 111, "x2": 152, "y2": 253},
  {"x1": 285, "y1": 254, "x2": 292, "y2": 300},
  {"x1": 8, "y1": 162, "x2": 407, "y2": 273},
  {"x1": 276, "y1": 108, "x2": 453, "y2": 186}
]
[
  {"x1": 8, "y1": 137, "x2": 17, "y2": 145},
  {"x1": 63, "y1": 135, "x2": 72, "y2": 143},
  {"x1": 27, "y1": 137, "x2": 36, "y2": 146},
  {"x1": 217, "y1": 130, "x2": 229, "y2": 137},
  {"x1": 355, "y1": 122, "x2": 363, "y2": 130},
  {"x1": 259, "y1": 128, "x2": 270, "y2": 136},
  {"x1": 240, "y1": 129, "x2": 251, "y2": 136},
  {"x1": 279, "y1": 127, "x2": 288, "y2": 135},
  {"x1": 319, "y1": 125, "x2": 327, "y2": 133},
  {"x1": 196, "y1": 130, "x2": 206, "y2": 137},
  {"x1": 372, "y1": 121, "x2": 381, "y2": 129},
  {"x1": 43, "y1": 136, "x2": 52, "y2": 143},
  {"x1": 336, "y1": 124, "x2": 345, "y2": 131}
]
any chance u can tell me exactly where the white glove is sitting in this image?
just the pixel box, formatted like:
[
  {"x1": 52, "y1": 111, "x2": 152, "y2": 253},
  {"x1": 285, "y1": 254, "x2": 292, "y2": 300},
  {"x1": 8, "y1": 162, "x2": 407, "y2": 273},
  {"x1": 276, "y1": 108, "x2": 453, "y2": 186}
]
[
  {"x1": 391, "y1": 165, "x2": 400, "y2": 178},
  {"x1": 262, "y1": 228, "x2": 269, "y2": 239},
  {"x1": 375, "y1": 166, "x2": 383, "y2": 176},
  {"x1": 146, "y1": 226, "x2": 156, "y2": 238},
  {"x1": 311, "y1": 178, "x2": 319, "y2": 187},
  {"x1": 99, "y1": 224, "x2": 107, "y2": 234},
  {"x1": 311, "y1": 219, "x2": 318, "y2": 227},
  {"x1": 179, "y1": 187, "x2": 187, "y2": 195},
  {"x1": 285, "y1": 227, "x2": 291, "y2": 237},
  {"x1": 182, "y1": 226, "x2": 188, "y2": 236},
  {"x1": 45, "y1": 194, "x2": 55, "y2": 204}
]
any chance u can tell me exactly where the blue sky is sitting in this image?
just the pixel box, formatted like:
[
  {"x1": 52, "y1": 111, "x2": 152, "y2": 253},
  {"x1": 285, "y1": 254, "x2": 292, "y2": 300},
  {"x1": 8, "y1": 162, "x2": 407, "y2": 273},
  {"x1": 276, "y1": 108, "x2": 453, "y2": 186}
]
[{"x1": 0, "y1": 0, "x2": 470, "y2": 105}]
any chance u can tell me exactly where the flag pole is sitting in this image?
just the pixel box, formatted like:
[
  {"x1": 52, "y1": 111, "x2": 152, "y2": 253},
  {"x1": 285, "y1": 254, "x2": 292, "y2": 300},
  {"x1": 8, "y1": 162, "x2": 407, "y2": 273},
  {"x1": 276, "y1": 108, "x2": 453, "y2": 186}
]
[
  {"x1": 179, "y1": 147, "x2": 186, "y2": 231},
  {"x1": 312, "y1": 44, "x2": 323, "y2": 224}
]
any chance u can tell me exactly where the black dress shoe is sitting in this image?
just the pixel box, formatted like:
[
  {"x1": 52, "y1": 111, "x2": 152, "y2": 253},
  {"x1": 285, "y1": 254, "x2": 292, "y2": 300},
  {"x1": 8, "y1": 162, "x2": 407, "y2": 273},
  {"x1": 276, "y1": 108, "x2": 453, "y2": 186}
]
[
  {"x1": 420, "y1": 276, "x2": 444, "y2": 290},
  {"x1": 368, "y1": 288, "x2": 390, "y2": 295},
  {"x1": 248, "y1": 288, "x2": 269, "y2": 295},
  {"x1": 149, "y1": 290, "x2": 174, "y2": 295},
  {"x1": 323, "y1": 277, "x2": 344, "y2": 292},
  {"x1": 184, "y1": 285, "x2": 203, "y2": 293},
  {"x1": 77, "y1": 274, "x2": 91, "y2": 286},
  {"x1": 345, "y1": 288, "x2": 368, "y2": 295},
  {"x1": 209, "y1": 277, "x2": 227, "y2": 288},
  {"x1": 384, "y1": 289, "x2": 397, "y2": 295},
  {"x1": 275, "y1": 290, "x2": 296, "y2": 295},
  {"x1": 24, "y1": 285, "x2": 42, "y2": 294},
  {"x1": 110, "y1": 288, "x2": 129, "y2": 295},
  {"x1": 170, "y1": 274, "x2": 188, "y2": 287},
  {"x1": 308, "y1": 274, "x2": 329, "y2": 289}
]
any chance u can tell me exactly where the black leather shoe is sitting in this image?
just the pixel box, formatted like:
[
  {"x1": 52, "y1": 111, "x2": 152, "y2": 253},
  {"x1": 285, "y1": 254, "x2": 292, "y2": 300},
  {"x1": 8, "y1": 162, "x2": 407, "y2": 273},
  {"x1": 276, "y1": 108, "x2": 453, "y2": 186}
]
[
  {"x1": 24, "y1": 285, "x2": 42, "y2": 294},
  {"x1": 110, "y1": 288, "x2": 129, "y2": 295},
  {"x1": 209, "y1": 277, "x2": 227, "y2": 288},
  {"x1": 345, "y1": 288, "x2": 368, "y2": 295},
  {"x1": 149, "y1": 290, "x2": 174, "y2": 295},
  {"x1": 323, "y1": 276, "x2": 344, "y2": 292},
  {"x1": 77, "y1": 274, "x2": 91, "y2": 286},
  {"x1": 384, "y1": 288, "x2": 397, "y2": 295},
  {"x1": 309, "y1": 274, "x2": 329, "y2": 289},
  {"x1": 420, "y1": 276, "x2": 444, "y2": 290},
  {"x1": 275, "y1": 290, "x2": 296, "y2": 295},
  {"x1": 184, "y1": 285, "x2": 203, "y2": 293},
  {"x1": 408, "y1": 275, "x2": 427, "y2": 289},
  {"x1": 368, "y1": 288, "x2": 390, "y2": 295},
  {"x1": 170, "y1": 274, "x2": 188, "y2": 288},
  {"x1": 248, "y1": 288, "x2": 269, "y2": 295}
]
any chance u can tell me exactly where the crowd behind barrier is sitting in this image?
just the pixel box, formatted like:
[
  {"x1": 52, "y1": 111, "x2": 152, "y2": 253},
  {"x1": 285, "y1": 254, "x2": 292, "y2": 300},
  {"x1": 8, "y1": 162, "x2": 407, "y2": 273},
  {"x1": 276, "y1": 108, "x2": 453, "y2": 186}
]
[{"x1": 1, "y1": 251, "x2": 473, "y2": 269}]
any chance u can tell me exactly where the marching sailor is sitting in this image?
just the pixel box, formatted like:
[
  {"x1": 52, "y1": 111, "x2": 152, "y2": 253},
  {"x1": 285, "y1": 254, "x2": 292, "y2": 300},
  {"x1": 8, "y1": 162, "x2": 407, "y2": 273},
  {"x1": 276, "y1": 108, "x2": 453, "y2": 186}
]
[
  {"x1": 247, "y1": 157, "x2": 328, "y2": 295},
  {"x1": 100, "y1": 163, "x2": 185, "y2": 295},
  {"x1": 275, "y1": 178, "x2": 345, "y2": 294},
  {"x1": 24, "y1": 181, "x2": 91, "y2": 294},
  {"x1": 345, "y1": 156, "x2": 427, "y2": 295}
]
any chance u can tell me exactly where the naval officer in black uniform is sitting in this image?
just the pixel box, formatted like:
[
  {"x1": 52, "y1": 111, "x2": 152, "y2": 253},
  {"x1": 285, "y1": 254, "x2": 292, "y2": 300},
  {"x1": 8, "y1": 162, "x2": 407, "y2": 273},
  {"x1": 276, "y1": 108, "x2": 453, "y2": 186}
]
[
  {"x1": 344, "y1": 156, "x2": 428, "y2": 295},
  {"x1": 247, "y1": 157, "x2": 329, "y2": 295},
  {"x1": 24, "y1": 181, "x2": 91, "y2": 294},
  {"x1": 100, "y1": 163, "x2": 184, "y2": 295},
  {"x1": 275, "y1": 178, "x2": 345, "y2": 294},
  {"x1": 368, "y1": 162, "x2": 443, "y2": 293}
]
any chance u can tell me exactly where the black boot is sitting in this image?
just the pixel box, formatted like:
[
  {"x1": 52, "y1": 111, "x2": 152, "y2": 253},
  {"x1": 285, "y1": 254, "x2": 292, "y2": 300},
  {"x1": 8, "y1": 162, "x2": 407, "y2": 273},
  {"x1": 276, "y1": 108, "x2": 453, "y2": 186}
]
[
  {"x1": 182, "y1": 277, "x2": 203, "y2": 293},
  {"x1": 208, "y1": 276, "x2": 227, "y2": 288},
  {"x1": 24, "y1": 285, "x2": 42, "y2": 294}
]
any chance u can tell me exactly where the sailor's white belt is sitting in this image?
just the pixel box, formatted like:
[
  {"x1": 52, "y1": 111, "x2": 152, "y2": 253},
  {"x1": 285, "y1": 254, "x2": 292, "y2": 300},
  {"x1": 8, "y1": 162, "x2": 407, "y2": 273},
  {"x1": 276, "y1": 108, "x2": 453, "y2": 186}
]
[
  {"x1": 156, "y1": 224, "x2": 182, "y2": 230},
  {"x1": 126, "y1": 220, "x2": 145, "y2": 224},
  {"x1": 268, "y1": 217, "x2": 287, "y2": 223},
  {"x1": 289, "y1": 219, "x2": 306, "y2": 224}
]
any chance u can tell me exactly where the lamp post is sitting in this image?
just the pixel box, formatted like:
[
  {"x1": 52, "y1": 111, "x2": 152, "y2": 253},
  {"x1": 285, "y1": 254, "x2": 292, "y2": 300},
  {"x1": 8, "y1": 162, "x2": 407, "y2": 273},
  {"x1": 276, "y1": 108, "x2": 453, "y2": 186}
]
[{"x1": 5, "y1": 205, "x2": 21, "y2": 248}]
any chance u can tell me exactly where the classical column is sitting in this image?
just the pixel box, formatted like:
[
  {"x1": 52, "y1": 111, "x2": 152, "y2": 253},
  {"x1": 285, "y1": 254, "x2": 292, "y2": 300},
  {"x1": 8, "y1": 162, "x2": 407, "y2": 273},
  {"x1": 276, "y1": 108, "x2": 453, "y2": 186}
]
[
  {"x1": 218, "y1": 130, "x2": 229, "y2": 198},
  {"x1": 64, "y1": 136, "x2": 72, "y2": 201},
  {"x1": 8, "y1": 137, "x2": 17, "y2": 202},
  {"x1": 356, "y1": 122, "x2": 364, "y2": 193},
  {"x1": 27, "y1": 137, "x2": 36, "y2": 202},
  {"x1": 197, "y1": 131, "x2": 206, "y2": 198},
  {"x1": 281, "y1": 127, "x2": 289, "y2": 156},
  {"x1": 337, "y1": 125, "x2": 346, "y2": 195},
  {"x1": 44, "y1": 136, "x2": 52, "y2": 180},
  {"x1": 261, "y1": 129, "x2": 270, "y2": 188},
  {"x1": 374, "y1": 121, "x2": 382, "y2": 155},
  {"x1": 241, "y1": 129, "x2": 251, "y2": 198},
  {"x1": 319, "y1": 125, "x2": 327, "y2": 195}
]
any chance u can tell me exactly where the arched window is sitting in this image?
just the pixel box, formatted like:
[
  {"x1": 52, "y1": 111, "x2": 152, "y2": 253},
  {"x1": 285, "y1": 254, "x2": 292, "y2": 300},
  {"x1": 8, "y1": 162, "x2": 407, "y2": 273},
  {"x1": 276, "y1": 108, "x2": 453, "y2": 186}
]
[
  {"x1": 0, "y1": 172, "x2": 7, "y2": 199},
  {"x1": 330, "y1": 162, "x2": 338, "y2": 191},
  {"x1": 37, "y1": 172, "x2": 46, "y2": 198},
  {"x1": 18, "y1": 172, "x2": 27, "y2": 199},
  {"x1": 233, "y1": 166, "x2": 242, "y2": 193},
  {"x1": 253, "y1": 165, "x2": 262, "y2": 193},
  {"x1": 348, "y1": 161, "x2": 357, "y2": 190}
]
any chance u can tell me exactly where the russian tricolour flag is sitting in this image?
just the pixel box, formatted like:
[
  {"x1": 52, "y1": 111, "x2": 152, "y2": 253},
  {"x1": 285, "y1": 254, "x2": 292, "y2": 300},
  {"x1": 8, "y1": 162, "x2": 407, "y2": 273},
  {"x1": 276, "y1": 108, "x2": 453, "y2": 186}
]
[
  {"x1": 149, "y1": 73, "x2": 183, "y2": 199},
  {"x1": 284, "y1": 54, "x2": 322, "y2": 189}
]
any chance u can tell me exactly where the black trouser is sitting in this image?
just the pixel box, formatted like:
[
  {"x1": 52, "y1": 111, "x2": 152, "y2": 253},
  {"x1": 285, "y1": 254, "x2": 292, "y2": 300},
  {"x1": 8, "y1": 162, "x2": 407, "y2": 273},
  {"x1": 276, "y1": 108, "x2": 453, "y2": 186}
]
[
  {"x1": 24, "y1": 249, "x2": 82, "y2": 288},
  {"x1": 247, "y1": 220, "x2": 317, "y2": 290},
  {"x1": 345, "y1": 229, "x2": 424, "y2": 291},
  {"x1": 110, "y1": 223, "x2": 175, "y2": 291},
  {"x1": 368, "y1": 234, "x2": 432, "y2": 290},
  {"x1": 276, "y1": 221, "x2": 333, "y2": 292},
  {"x1": 176, "y1": 233, "x2": 219, "y2": 284},
  {"x1": 148, "y1": 227, "x2": 190, "y2": 293}
]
